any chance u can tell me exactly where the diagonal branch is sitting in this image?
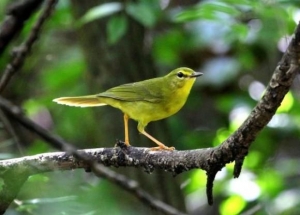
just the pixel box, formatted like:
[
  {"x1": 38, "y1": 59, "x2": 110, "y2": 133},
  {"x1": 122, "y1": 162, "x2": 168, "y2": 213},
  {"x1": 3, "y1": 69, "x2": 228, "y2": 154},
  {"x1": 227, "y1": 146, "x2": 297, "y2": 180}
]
[
  {"x1": 0, "y1": 0, "x2": 44, "y2": 56},
  {"x1": 0, "y1": 109, "x2": 24, "y2": 154},
  {"x1": 203, "y1": 23, "x2": 300, "y2": 204},
  {"x1": 0, "y1": 0, "x2": 57, "y2": 93}
]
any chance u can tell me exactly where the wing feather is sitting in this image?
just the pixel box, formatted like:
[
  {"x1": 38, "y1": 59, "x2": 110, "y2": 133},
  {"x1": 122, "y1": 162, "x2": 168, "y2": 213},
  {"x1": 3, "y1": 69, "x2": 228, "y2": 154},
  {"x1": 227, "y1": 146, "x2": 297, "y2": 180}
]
[{"x1": 97, "y1": 80, "x2": 163, "y2": 103}]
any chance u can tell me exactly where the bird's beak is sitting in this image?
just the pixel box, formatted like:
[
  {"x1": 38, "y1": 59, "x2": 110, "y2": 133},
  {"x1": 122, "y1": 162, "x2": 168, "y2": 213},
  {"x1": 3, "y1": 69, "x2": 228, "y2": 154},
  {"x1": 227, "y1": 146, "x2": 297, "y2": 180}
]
[{"x1": 190, "y1": 71, "x2": 203, "y2": 78}]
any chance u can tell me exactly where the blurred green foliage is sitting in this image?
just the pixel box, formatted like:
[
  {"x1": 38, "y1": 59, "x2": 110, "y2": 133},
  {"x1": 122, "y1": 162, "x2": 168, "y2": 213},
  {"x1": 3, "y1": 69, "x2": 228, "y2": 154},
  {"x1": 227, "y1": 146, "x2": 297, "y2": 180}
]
[{"x1": 1, "y1": 0, "x2": 300, "y2": 214}]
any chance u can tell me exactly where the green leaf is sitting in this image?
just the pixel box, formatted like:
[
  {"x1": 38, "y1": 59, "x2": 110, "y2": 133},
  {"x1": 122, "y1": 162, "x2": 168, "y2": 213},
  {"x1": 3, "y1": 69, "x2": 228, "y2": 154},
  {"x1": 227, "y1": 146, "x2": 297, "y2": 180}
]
[
  {"x1": 107, "y1": 15, "x2": 128, "y2": 44},
  {"x1": 175, "y1": 2, "x2": 242, "y2": 22},
  {"x1": 78, "y1": 2, "x2": 123, "y2": 26},
  {"x1": 22, "y1": 196, "x2": 77, "y2": 204},
  {"x1": 126, "y1": 2, "x2": 157, "y2": 27},
  {"x1": 202, "y1": 2, "x2": 241, "y2": 16}
]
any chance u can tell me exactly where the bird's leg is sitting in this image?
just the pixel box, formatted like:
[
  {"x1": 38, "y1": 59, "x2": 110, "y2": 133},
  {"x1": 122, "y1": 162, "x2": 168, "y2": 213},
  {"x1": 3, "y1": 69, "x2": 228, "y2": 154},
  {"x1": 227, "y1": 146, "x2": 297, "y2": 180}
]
[
  {"x1": 137, "y1": 123, "x2": 174, "y2": 150},
  {"x1": 124, "y1": 114, "x2": 130, "y2": 146},
  {"x1": 140, "y1": 130, "x2": 175, "y2": 150}
]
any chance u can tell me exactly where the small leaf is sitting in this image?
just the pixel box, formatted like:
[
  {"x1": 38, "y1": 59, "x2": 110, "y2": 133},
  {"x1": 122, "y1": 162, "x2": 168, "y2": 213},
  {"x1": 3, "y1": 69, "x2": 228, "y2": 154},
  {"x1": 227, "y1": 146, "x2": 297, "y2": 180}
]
[
  {"x1": 175, "y1": 2, "x2": 242, "y2": 22},
  {"x1": 126, "y1": 2, "x2": 157, "y2": 27},
  {"x1": 22, "y1": 196, "x2": 77, "y2": 204},
  {"x1": 107, "y1": 15, "x2": 128, "y2": 44},
  {"x1": 78, "y1": 2, "x2": 123, "y2": 26}
]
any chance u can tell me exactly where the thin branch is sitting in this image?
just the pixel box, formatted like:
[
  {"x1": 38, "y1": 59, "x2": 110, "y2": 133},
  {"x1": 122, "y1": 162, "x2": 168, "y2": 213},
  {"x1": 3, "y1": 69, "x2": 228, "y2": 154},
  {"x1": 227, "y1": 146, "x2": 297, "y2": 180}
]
[
  {"x1": 0, "y1": 109, "x2": 24, "y2": 154},
  {"x1": 0, "y1": 0, "x2": 57, "y2": 93},
  {"x1": 0, "y1": 0, "x2": 43, "y2": 55}
]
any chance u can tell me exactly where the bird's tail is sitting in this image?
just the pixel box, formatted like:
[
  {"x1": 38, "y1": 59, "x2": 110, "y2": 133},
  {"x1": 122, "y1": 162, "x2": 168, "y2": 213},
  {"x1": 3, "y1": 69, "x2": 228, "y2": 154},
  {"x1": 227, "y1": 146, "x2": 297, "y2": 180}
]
[{"x1": 53, "y1": 95, "x2": 107, "y2": 107}]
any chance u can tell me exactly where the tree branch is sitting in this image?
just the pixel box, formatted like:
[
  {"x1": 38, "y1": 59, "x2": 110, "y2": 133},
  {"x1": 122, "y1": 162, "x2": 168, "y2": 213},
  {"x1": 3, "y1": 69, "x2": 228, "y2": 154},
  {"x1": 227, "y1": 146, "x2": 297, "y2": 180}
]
[
  {"x1": 0, "y1": 150, "x2": 188, "y2": 215},
  {"x1": 0, "y1": 0, "x2": 43, "y2": 56},
  {"x1": 0, "y1": 109, "x2": 24, "y2": 154},
  {"x1": 0, "y1": 0, "x2": 57, "y2": 93}
]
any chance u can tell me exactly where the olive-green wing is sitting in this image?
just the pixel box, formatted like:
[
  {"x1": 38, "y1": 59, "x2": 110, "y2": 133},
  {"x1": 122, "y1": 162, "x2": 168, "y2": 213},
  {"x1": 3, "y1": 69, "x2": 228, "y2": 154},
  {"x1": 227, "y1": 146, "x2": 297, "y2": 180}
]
[{"x1": 97, "y1": 80, "x2": 163, "y2": 103}]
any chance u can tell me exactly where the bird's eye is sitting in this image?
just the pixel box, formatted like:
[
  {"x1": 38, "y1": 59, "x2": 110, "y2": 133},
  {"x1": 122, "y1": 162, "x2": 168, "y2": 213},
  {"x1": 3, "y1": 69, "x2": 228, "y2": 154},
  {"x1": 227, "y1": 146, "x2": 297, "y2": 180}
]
[{"x1": 177, "y1": 72, "x2": 184, "y2": 78}]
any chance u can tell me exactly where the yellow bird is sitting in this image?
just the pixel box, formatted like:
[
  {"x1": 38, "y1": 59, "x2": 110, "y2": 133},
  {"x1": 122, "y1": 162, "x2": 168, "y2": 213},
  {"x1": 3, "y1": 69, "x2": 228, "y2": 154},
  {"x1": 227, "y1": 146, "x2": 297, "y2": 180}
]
[{"x1": 53, "y1": 67, "x2": 202, "y2": 150}]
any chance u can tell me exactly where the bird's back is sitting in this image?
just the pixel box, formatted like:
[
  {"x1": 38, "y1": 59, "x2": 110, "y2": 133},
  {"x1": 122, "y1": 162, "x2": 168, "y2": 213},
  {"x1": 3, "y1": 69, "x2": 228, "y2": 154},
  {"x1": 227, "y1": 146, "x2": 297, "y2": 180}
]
[{"x1": 96, "y1": 75, "x2": 188, "y2": 124}]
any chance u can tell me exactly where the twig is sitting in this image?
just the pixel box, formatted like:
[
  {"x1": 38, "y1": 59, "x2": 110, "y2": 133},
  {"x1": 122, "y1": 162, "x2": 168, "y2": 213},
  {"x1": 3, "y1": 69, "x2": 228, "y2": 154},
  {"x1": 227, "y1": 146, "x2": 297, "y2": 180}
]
[
  {"x1": 0, "y1": 97, "x2": 187, "y2": 215},
  {"x1": 0, "y1": 0, "x2": 43, "y2": 55},
  {"x1": 0, "y1": 109, "x2": 24, "y2": 154},
  {"x1": 0, "y1": 0, "x2": 57, "y2": 93}
]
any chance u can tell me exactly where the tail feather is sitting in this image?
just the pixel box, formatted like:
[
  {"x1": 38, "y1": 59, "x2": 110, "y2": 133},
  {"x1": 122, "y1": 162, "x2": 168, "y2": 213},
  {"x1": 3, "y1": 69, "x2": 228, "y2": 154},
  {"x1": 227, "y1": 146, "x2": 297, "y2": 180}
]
[{"x1": 53, "y1": 95, "x2": 106, "y2": 107}]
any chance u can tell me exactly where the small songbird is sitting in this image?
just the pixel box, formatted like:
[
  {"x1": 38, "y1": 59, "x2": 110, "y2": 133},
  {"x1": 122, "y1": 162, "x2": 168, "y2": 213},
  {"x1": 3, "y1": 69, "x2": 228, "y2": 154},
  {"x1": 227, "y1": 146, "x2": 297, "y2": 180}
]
[{"x1": 53, "y1": 67, "x2": 202, "y2": 150}]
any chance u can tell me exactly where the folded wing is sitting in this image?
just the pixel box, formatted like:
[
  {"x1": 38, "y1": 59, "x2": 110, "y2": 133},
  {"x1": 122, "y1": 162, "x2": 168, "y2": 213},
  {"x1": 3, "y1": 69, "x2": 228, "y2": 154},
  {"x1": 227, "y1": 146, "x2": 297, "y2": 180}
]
[{"x1": 98, "y1": 81, "x2": 163, "y2": 103}]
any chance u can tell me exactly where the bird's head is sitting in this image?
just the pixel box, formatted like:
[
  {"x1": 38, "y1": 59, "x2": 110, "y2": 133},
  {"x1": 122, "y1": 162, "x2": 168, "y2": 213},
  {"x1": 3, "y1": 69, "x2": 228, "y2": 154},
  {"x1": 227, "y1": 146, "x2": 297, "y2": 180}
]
[{"x1": 165, "y1": 67, "x2": 203, "y2": 90}]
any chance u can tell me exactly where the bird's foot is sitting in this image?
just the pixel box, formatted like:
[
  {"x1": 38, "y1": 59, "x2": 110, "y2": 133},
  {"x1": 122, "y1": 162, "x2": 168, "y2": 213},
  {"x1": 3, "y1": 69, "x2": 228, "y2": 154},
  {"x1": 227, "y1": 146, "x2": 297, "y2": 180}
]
[
  {"x1": 149, "y1": 145, "x2": 175, "y2": 151},
  {"x1": 115, "y1": 140, "x2": 131, "y2": 149}
]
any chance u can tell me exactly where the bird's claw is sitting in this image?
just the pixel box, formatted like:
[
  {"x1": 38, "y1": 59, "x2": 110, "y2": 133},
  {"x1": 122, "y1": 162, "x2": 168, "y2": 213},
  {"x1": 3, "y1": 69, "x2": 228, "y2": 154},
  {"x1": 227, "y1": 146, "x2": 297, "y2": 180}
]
[{"x1": 149, "y1": 146, "x2": 175, "y2": 151}]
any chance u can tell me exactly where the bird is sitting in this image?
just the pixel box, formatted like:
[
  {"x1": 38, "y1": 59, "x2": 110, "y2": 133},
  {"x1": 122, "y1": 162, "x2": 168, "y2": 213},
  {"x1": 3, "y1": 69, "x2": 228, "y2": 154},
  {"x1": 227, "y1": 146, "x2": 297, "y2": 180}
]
[{"x1": 53, "y1": 67, "x2": 202, "y2": 150}]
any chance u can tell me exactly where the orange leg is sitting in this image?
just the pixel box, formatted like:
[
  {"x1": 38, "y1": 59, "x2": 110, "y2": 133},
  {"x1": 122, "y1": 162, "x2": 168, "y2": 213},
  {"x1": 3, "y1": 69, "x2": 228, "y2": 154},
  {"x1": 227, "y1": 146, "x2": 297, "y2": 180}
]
[
  {"x1": 124, "y1": 114, "x2": 130, "y2": 146},
  {"x1": 140, "y1": 130, "x2": 175, "y2": 151}
]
